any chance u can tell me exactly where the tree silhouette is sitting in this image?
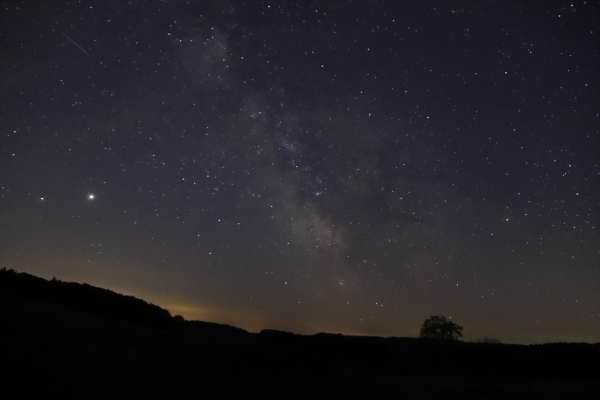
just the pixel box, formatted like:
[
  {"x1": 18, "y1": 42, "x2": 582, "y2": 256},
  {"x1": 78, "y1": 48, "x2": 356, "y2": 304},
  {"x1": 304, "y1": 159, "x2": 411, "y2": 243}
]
[{"x1": 419, "y1": 315, "x2": 463, "y2": 340}]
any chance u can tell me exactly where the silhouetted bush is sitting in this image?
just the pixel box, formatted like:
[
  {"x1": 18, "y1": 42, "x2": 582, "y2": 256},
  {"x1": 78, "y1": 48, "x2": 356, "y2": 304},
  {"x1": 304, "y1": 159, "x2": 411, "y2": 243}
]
[
  {"x1": 478, "y1": 337, "x2": 502, "y2": 344},
  {"x1": 419, "y1": 315, "x2": 463, "y2": 340}
]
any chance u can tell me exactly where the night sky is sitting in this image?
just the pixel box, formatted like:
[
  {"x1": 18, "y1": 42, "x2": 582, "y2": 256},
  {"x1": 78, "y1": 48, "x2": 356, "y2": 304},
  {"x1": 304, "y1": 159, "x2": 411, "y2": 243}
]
[{"x1": 1, "y1": 1, "x2": 598, "y2": 344}]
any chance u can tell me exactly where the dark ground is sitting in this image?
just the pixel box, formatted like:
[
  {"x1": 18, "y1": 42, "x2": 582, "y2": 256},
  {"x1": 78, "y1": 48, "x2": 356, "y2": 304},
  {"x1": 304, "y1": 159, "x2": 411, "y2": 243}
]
[{"x1": 1, "y1": 270, "x2": 598, "y2": 399}]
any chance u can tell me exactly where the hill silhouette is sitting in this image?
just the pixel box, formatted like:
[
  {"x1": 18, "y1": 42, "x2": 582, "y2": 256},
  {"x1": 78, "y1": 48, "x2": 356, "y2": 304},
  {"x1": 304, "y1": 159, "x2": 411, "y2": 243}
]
[
  {"x1": 0, "y1": 268, "x2": 246, "y2": 334},
  {"x1": 2, "y1": 268, "x2": 598, "y2": 399}
]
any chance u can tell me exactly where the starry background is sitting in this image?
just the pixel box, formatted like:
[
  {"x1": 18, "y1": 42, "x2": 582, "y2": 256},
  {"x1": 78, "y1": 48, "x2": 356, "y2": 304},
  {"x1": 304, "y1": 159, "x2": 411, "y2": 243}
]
[{"x1": 0, "y1": 1, "x2": 598, "y2": 344}]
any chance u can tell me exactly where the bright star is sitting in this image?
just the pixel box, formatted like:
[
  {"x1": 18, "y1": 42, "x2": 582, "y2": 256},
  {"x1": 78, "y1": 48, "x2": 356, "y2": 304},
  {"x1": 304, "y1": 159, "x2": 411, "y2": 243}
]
[{"x1": 88, "y1": 194, "x2": 95, "y2": 200}]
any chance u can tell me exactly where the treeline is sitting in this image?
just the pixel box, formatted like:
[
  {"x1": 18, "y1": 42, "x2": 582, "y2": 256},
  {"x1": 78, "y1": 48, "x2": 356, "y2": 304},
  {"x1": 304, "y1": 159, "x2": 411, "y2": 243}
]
[
  {"x1": 0, "y1": 268, "x2": 173, "y2": 328},
  {"x1": 0, "y1": 268, "x2": 247, "y2": 334}
]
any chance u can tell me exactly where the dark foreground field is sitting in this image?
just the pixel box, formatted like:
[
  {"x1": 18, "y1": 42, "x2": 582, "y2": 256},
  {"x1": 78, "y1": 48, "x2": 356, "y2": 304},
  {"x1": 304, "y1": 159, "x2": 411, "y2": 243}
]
[{"x1": 2, "y1": 269, "x2": 598, "y2": 399}]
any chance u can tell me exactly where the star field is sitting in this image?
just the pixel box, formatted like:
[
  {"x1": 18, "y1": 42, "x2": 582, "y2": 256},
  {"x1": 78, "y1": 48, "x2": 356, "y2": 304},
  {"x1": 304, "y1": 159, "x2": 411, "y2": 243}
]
[{"x1": 0, "y1": 1, "x2": 598, "y2": 343}]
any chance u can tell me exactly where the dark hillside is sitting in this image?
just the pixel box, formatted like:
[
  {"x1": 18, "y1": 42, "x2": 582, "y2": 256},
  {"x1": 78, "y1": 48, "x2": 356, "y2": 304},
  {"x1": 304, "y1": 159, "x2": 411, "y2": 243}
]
[
  {"x1": 0, "y1": 268, "x2": 249, "y2": 335},
  {"x1": 2, "y1": 269, "x2": 599, "y2": 399},
  {"x1": 258, "y1": 329, "x2": 600, "y2": 380},
  {"x1": 0, "y1": 268, "x2": 173, "y2": 328}
]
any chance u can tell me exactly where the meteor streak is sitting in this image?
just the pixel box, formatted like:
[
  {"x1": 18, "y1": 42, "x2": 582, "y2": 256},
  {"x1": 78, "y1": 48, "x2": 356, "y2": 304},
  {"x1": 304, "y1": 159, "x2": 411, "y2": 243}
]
[{"x1": 62, "y1": 33, "x2": 89, "y2": 55}]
